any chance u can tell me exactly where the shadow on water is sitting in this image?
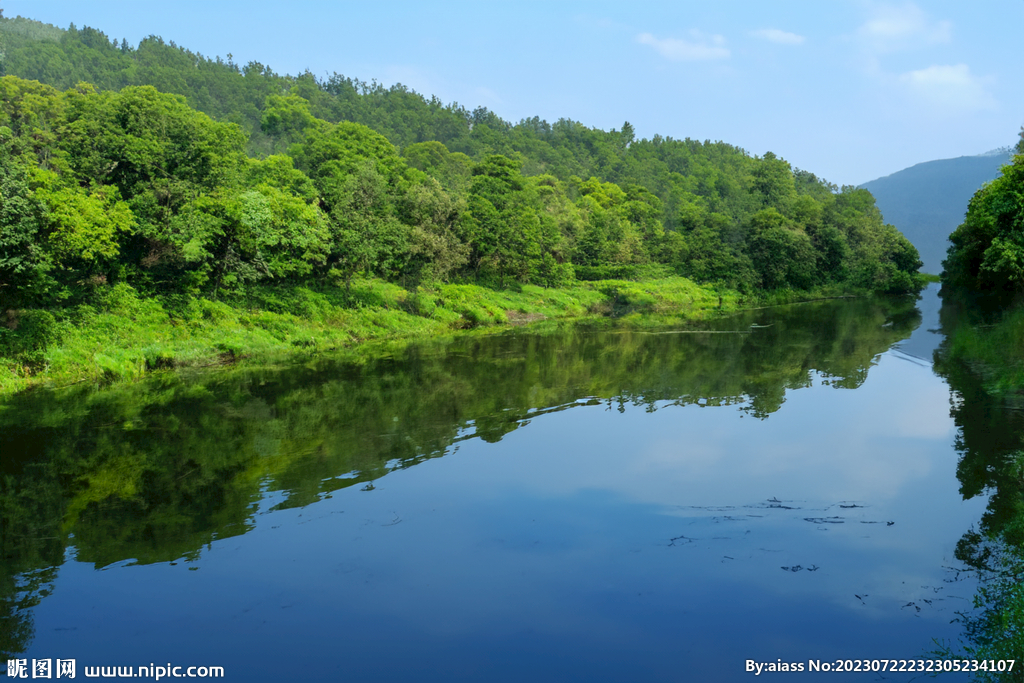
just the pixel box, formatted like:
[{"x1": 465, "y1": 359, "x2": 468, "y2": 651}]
[{"x1": 0, "y1": 295, "x2": 923, "y2": 663}]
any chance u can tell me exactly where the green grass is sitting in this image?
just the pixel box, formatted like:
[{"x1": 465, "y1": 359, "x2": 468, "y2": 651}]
[{"x1": 0, "y1": 276, "x2": 871, "y2": 395}]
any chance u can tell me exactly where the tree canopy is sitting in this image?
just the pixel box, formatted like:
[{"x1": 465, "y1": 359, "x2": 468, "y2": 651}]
[
  {"x1": 0, "y1": 16, "x2": 923, "y2": 315},
  {"x1": 943, "y1": 147, "x2": 1024, "y2": 297}
]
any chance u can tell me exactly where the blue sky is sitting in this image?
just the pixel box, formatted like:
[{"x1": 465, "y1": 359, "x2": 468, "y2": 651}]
[{"x1": 5, "y1": 1, "x2": 1022, "y2": 185}]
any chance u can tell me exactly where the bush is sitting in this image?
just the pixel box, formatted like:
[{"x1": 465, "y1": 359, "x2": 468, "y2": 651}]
[
  {"x1": 0, "y1": 309, "x2": 64, "y2": 364},
  {"x1": 574, "y1": 264, "x2": 640, "y2": 281},
  {"x1": 94, "y1": 283, "x2": 144, "y2": 315}
]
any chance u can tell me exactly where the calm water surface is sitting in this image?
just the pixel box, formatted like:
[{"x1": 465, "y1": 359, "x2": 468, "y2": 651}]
[{"x1": 1, "y1": 285, "x2": 989, "y2": 681}]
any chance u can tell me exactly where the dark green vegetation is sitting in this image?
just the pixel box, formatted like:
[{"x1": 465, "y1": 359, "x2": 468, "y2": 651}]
[
  {"x1": 0, "y1": 294, "x2": 922, "y2": 660},
  {"x1": 934, "y1": 135, "x2": 1024, "y2": 673},
  {"x1": 944, "y1": 135, "x2": 1024, "y2": 298},
  {"x1": 860, "y1": 150, "x2": 1010, "y2": 275},
  {"x1": 0, "y1": 16, "x2": 922, "y2": 392}
]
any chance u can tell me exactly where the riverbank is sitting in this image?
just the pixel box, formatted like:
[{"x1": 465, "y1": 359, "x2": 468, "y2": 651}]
[{"x1": 0, "y1": 276, "x2": 870, "y2": 396}]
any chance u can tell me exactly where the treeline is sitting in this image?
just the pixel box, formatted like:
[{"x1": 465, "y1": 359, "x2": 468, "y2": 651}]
[
  {"x1": 943, "y1": 134, "x2": 1024, "y2": 297},
  {"x1": 0, "y1": 16, "x2": 922, "y2": 314}
]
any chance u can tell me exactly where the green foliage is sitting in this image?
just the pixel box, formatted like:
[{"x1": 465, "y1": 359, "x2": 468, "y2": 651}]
[
  {"x1": 750, "y1": 151, "x2": 797, "y2": 212},
  {"x1": 460, "y1": 155, "x2": 571, "y2": 286},
  {"x1": 671, "y1": 222, "x2": 755, "y2": 290},
  {"x1": 748, "y1": 228, "x2": 818, "y2": 291},
  {"x1": 0, "y1": 22, "x2": 926, "y2": 385},
  {"x1": 0, "y1": 275, "x2": 745, "y2": 394},
  {"x1": 0, "y1": 309, "x2": 62, "y2": 364},
  {"x1": 0, "y1": 76, "x2": 64, "y2": 139},
  {"x1": 0, "y1": 140, "x2": 51, "y2": 306},
  {"x1": 34, "y1": 178, "x2": 134, "y2": 262},
  {"x1": 397, "y1": 176, "x2": 469, "y2": 284},
  {"x1": 944, "y1": 153, "x2": 1024, "y2": 296},
  {"x1": 0, "y1": 19, "x2": 921, "y2": 302},
  {"x1": 296, "y1": 120, "x2": 405, "y2": 199},
  {"x1": 402, "y1": 140, "x2": 473, "y2": 194},
  {"x1": 260, "y1": 93, "x2": 319, "y2": 144}
]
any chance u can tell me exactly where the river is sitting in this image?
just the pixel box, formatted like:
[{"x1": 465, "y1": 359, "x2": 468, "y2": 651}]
[{"x1": 0, "y1": 284, "x2": 997, "y2": 681}]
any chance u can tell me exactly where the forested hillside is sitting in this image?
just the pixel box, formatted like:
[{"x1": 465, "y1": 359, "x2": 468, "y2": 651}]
[
  {"x1": 0, "y1": 17, "x2": 920, "y2": 296},
  {"x1": 0, "y1": 16, "x2": 923, "y2": 391}
]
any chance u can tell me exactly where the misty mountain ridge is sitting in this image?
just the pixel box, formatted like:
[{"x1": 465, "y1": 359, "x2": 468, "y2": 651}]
[{"x1": 860, "y1": 150, "x2": 1013, "y2": 274}]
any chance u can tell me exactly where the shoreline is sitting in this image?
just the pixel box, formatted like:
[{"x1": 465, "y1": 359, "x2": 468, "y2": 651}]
[{"x1": 0, "y1": 276, "x2": 874, "y2": 398}]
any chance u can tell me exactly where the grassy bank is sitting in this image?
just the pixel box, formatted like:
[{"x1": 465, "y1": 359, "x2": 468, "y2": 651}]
[
  {"x1": 2, "y1": 276, "x2": 769, "y2": 395},
  {"x1": 0, "y1": 275, "x2": 889, "y2": 396}
]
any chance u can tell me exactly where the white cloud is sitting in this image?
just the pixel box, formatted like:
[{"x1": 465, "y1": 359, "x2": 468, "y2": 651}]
[
  {"x1": 858, "y1": 2, "x2": 951, "y2": 53},
  {"x1": 637, "y1": 31, "x2": 729, "y2": 61},
  {"x1": 751, "y1": 28, "x2": 805, "y2": 45},
  {"x1": 898, "y1": 64, "x2": 997, "y2": 113}
]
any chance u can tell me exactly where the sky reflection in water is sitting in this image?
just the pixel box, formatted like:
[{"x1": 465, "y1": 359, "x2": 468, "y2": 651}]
[{"x1": 12, "y1": 286, "x2": 984, "y2": 682}]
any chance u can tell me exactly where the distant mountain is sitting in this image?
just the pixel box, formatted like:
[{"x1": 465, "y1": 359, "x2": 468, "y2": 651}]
[{"x1": 860, "y1": 149, "x2": 1012, "y2": 274}]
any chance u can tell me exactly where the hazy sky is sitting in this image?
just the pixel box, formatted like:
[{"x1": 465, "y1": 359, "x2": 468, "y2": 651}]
[{"x1": 5, "y1": 1, "x2": 1022, "y2": 185}]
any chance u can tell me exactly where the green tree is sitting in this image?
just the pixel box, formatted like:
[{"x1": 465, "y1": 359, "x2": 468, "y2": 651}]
[
  {"x1": 945, "y1": 154, "x2": 1024, "y2": 294},
  {"x1": 746, "y1": 208, "x2": 818, "y2": 290}
]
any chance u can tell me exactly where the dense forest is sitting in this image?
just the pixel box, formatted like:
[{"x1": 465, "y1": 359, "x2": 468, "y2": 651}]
[{"x1": 0, "y1": 15, "x2": 923, "y2": 389}]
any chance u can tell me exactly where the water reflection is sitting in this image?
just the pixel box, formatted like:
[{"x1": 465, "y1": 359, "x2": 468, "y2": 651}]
[
  {"x1": 1, "y1": 292, "x2": 984, "y2": 681},
  {"x1": 932, "y1": 290, "x2": 1024, "y2": 676}
]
